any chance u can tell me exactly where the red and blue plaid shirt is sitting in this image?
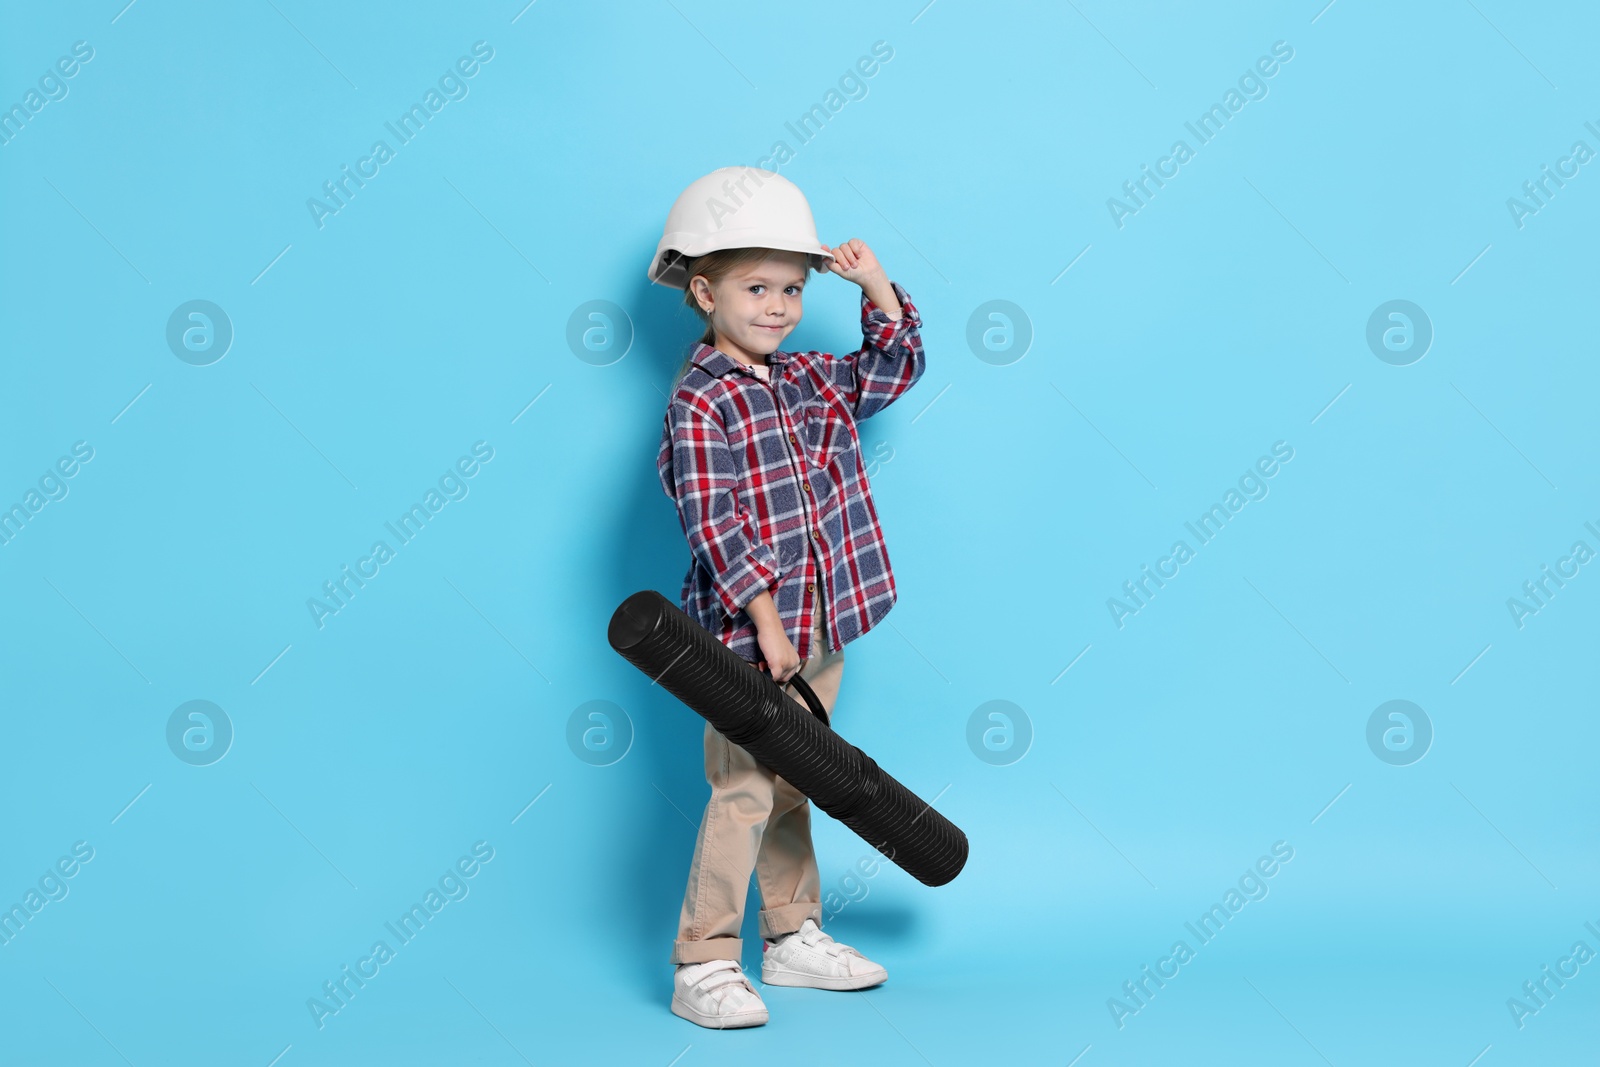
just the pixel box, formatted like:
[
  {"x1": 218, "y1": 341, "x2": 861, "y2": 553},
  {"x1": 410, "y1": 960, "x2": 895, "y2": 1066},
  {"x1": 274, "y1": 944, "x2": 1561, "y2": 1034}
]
[{"x1": 657, "y1": 279, "x2": 925, "y2": 665}]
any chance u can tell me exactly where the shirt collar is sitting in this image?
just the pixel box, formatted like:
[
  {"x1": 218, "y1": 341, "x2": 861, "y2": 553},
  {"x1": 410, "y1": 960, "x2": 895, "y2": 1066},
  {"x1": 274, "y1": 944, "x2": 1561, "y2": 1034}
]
[{"x1": 690, "y1": 341, "x2": 789, "y2": 379}]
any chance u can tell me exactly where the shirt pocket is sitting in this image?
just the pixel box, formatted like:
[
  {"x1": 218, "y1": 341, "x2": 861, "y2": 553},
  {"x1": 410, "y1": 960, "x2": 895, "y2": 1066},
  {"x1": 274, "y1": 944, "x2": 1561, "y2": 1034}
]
[{"x1": 800, "y1": 395, "x2": 847, "y2": 467}]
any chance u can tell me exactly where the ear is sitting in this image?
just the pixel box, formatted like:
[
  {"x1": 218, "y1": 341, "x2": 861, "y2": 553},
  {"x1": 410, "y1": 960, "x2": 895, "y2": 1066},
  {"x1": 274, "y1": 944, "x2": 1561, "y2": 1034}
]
[{"x1": 687, "y1": 275, "x2": 710, "y2": 309}]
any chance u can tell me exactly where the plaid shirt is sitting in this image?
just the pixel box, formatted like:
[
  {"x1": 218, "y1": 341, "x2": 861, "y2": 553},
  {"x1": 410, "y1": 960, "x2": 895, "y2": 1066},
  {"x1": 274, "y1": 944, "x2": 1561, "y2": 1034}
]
[{"x1": 657, "y1": 279, "x2": 925, "y2": 665}]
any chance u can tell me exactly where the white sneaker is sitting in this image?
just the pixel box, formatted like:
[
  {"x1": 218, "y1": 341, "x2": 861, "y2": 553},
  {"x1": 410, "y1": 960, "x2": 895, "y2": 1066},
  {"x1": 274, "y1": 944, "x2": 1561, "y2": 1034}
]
[
  {"x1": 761, "y1": 918, "x2": 887, "y2": 990},
  {"x1": 671, "y1": 958, "x2": 769, "y2": 1028}
]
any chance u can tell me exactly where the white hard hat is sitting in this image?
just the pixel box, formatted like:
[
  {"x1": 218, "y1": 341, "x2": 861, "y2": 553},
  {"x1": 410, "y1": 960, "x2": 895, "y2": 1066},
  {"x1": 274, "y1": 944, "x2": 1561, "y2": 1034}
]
[{"x1": 648, "y1": 166, "x2": 834, "y2": 289}]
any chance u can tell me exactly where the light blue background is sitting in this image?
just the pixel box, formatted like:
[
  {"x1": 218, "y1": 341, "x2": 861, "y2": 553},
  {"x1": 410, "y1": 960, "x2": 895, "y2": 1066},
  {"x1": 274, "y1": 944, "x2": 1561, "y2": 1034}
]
[{"x1": 2, "y1": 1, "x2": 1596, "y2": 1064}]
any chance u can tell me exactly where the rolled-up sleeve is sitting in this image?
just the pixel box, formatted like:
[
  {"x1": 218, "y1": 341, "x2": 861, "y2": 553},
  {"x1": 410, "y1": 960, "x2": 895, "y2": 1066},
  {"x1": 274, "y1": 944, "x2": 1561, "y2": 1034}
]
[
  {"x1": 843, "y1": 279, "x2": 925, "y2": 421},
  {"x1": 661, "y1": 398, "x2": 781, "y2": 615}
]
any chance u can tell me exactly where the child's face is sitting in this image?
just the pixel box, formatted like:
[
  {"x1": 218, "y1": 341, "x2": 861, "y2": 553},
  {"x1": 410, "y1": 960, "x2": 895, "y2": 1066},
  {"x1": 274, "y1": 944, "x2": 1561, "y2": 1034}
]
[{"x1": 701, "y1": 252, "x2": 807, "y2": 364}]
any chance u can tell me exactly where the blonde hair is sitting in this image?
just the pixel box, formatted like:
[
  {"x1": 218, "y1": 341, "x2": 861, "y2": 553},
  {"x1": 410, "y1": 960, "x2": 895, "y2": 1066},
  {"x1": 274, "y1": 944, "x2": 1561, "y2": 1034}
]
[{"x1": 671, "y1": 247, "x2": 813, "y2": 382}]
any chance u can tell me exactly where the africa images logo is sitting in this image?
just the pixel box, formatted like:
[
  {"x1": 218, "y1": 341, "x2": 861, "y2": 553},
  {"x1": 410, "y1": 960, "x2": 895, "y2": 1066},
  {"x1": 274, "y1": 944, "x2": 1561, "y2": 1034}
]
[{"x1": 306, "y1": 42, "x2": 495, "y2": 230}]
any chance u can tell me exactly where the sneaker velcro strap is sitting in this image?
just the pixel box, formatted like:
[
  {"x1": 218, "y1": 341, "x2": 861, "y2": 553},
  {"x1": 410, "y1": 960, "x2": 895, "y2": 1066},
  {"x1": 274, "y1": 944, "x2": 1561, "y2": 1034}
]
[
  {"x1": 690, "y1": 960, "x2": 753, "y2": 997},
  {"x1": 798, "y1": 927, "x2": 849, "y2": 956}
]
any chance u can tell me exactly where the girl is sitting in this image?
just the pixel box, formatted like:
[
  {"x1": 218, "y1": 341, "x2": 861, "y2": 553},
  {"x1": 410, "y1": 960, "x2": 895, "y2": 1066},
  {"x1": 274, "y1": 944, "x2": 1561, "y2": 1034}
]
[{"x1": 651, "y1": 167, "x2": 925, "y2": 1029}]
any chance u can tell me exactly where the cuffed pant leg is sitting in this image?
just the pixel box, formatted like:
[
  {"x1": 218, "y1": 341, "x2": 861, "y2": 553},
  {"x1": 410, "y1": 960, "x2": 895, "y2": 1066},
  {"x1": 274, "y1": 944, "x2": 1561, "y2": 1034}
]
[
  {"x1": 670, "y1": 719, "x2": 779, "y2": 965},
  {"x1": 754, "y1": 601, "x2": 846, "y2": 941}
]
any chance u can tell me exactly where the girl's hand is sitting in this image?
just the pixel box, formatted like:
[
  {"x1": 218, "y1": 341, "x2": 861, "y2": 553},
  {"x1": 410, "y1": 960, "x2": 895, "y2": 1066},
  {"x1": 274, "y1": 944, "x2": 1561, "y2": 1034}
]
[
  {"x1": 821, "y1": 238, "x2": 886, "y2": 287},
  {"x1": 757, "y1": 626, "x2": 803, "y2": 684}
]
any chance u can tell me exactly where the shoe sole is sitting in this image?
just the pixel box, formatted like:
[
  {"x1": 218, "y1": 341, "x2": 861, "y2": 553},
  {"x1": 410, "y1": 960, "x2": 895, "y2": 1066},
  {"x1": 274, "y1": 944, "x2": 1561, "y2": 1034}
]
[
  {"x1": 670, "y1": 996, "x2": 768, "y2": 1029},
  {"x1": 761, "y1": 965, "x2": 888, "y2": 991}
]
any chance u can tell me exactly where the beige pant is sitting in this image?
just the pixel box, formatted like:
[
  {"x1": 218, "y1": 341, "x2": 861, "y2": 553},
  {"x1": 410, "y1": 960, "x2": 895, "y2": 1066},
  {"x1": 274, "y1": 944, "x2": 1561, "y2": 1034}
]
[{"x1": 670, "y1": 588, "x2": 845, "y2": 965}]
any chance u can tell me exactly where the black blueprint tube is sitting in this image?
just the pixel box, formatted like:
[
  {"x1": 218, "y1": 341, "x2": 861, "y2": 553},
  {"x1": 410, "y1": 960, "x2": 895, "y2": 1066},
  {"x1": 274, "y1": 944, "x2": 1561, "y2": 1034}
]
[{"x1": 608, "y1": 589, "x2": 968, "y2": 887}]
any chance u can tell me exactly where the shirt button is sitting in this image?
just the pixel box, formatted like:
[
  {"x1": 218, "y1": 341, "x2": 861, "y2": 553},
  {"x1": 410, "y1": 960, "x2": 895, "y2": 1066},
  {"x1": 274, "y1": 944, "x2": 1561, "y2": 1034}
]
[
  {"x1": 802, "y1": 483, "x2": 811, "y2": 493},
  {"x1": 788, "y1": 434, "x2": 798, "y2": 445},
  {"x1": 807, "y1": 582, "x2": 815, "y2": 592},
  {"x1": 812, "y1": 530, "x2": 822, "y2": 542}
]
